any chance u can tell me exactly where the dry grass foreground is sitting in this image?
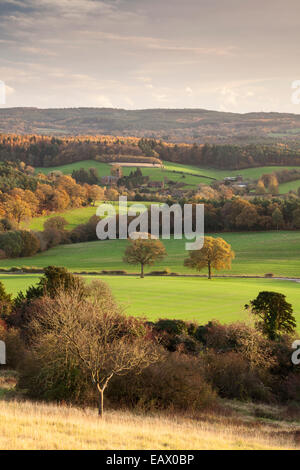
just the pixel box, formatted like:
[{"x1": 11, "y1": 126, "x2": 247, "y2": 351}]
[{"x1": 0, "y1": 399, "x2": 299, "y2": 450}]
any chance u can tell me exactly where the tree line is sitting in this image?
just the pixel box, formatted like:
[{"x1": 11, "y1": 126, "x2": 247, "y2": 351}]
[{"x1": 1, "y1": 134, "x2": 300, "y2": 170}]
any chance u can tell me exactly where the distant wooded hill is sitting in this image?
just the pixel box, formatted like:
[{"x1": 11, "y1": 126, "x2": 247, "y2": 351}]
[
  {"x1": 1, "y1": 134, "x2": 300, "y2": 170},
  {"x1": 1, "y1": 107, "x2": 300, "y2": 144}
]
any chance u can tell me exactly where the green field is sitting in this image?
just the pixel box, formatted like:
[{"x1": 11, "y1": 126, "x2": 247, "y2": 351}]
[
  {"x1": 279, "y1": 179, "x2": 300, "y2": 194},
  {"x1": 35, "y1": 159, "x2": 300, "y2": 193},
  {"x1": 23, "y1": 201, "x2": 152, "y2": 232},
  {"x1": 36, "y1": 160, "x2": 213, "y2": 187},
  {"x1": 23, "y1": 206, "x2": 98, "y2": 231},
  {"x1": 0, "y1": 274, "x2": 299, "y2": 327},
  {"x1": 164, "y1": 162, "x2": 300, "y2": 181},
  {"x1": 36, "y1": 160, "x2": 111, "y2": 177},
  {"x1": 1, "y1": 231, "x2": 300, "y2": 278}
]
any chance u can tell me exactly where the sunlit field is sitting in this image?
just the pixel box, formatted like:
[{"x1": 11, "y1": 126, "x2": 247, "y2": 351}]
[
  {"x1": 23, "y1": 201, "x2": 152, "y2": 232},
  {"x1": 0, "y1": 274, "x2": 299, "y2": 327},
  {"x1": 0, "y1": 399, "x2": 297, "y2": 450},
  {"x1": 36, "y1": 160, "x2": 213, "y2": 187},
  {"x1": 35, "y1": 159, "x2": 300, "y2": 193},
  {"x1": 1, "y1": 231, "x2": 300, "y2": 278}
]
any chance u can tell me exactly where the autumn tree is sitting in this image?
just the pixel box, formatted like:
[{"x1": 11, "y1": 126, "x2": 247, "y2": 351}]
[
  {"x1": 184, "y1": 236, "x2": 235, "y2": 279},
  {"x1": 245, "y1": 291, "x2": 296, "y2": 340},
  {"x1": 86, "y1": 185, "x2": 105, "y2": 206},
  {"x1": 256, "y1": 179, "x2": 266, "y2": 194},
  {"x1": 123, "y1": 235, "x2": 166, "y2": 278},
  {"x1": 268, "y1": 175, "x2": 279, "y2": 195},
  {"x1": 3, "y1": 197, "x2": 32, "y2": 224},
  {"x1": 28, "y1": 284, "x2": 162, "y2": 417},
  {"x1": 105, "y1": 188, "x2": 119, "y2": 201}
]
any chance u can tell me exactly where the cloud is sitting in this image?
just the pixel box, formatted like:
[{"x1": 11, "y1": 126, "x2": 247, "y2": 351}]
[
  {"x1": 20, "y1": 46, "x2": 57, "y2": 56},
  {"x1": 0, "y1": 0, "x2": 299, "y2": 112},
  {"x1": 93, "y1": 94, "x2": 113, "y2": 107}
]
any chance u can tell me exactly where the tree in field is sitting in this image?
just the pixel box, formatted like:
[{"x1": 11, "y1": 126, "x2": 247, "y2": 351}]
[
  {"x1": 123, "y1": 235, "x2": 167, "y2": 278},
  {"x1": 29, "y1": 283, "x2": 162, "y2": 417},
  {"x1": 184, "y1": 236, "x2": 235, "y2": 279},
  {"x1": 44, "y1": 216, "x2": 68, "y2": 231},
  {"x1": 245, "y1": 291, "x2": 296, "y2": 340}
]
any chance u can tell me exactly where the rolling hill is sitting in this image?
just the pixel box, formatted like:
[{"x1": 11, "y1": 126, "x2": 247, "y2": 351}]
[{"x1": 35, "y1": 159, "x2": 300, "y2": 193}]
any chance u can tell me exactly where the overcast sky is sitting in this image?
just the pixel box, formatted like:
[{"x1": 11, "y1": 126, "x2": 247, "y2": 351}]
[{"x1": 0, "y1": 0, "x2": 300, "y2": 112}]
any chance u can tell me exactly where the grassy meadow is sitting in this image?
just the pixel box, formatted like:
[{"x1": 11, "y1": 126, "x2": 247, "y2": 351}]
[
  {"x1": 0, "y1": 398, "x2": 297, "y2": 450},
  {"x1": 279, "y1": 179, "x2": 300, "y2": 194},
  {"x1": 23, "y1": 200, "x2": 152, "y2": 232},
  {"x1": 36, "y1": 159, "x2": 300, "y2": 192},
  {"x1": 2, "y1": 231, "x2": 300, "y2": 277},
  {"x1": 1, "y1": 229, "x2": 299, "y2": 324},
  {"x1": 36, "y1": 160, "x2": 213, "y2": 187},
  {"x1": 0, "y1": 371, "x2": 298, "y2": 451},
  {"x1": 0, "y1": 274, "x2": 299, "y2": 327}
]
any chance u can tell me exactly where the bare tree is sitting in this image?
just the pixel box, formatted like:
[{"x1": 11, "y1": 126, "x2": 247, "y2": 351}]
[{"x1": 30, "y1": 281, "x2": 163, "y2": 417}]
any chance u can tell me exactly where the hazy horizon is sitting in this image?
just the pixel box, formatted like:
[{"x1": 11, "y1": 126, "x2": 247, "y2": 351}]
[{"x1": 1, "y1": 105, "x2": 300, "y2": 116}]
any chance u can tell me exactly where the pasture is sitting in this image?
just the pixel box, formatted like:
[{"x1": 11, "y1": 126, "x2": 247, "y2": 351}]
[
  {"x1": 1, "y1": 231, "x2": 300, "y2": 278},
  {"x1": 35, "y1": 159, "x2": 300, "y2": 192},
  {"x1": 23, "y1": 200, "x2": 152, "y2": 232},
  {"x1": 279, "y1": 179, "x2": 300, "y2": 194},
  {"x1": 36, "y1": 160, "x2": 213, "y2": 187},
  {"x1": 0, "y1": 274, "x2": 299, "y2": 327}
]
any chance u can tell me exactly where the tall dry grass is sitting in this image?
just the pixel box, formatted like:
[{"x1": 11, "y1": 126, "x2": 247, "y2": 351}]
[{"x1": 0, "y1": 399, "x2": 298, "y2": 450}]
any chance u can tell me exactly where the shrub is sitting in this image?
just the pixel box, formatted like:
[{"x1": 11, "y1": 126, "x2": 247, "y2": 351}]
[
  {"x1": 202, "y1": 350, "x2": 273, "y2": 402},
  {"x1": 0, "y1": 230, "x2": 40, "y2": 258},
  {"x1": 101, "y1": 270, "x2": 127, "y2": 275},
  {"x1": 18, "y1": 345, "x2": 93, "y2": 404},
  {"x1": 107, "y1": 352, "x2": 217, "y2": 412},
  {"x1": 0, "y1": 218, "x2": 18, "y2": 232},
  {"x1": 283, "y1": 373, "x2": 300, "y2": 402},
  {"x1": 19, "y1": 230, "x2": 40, "y2": 257},
  {"x1": 148, "y1": 268, "x2": 171, "y2": 276},
  {"x1": 43, "y1": 216, "x2": 68, "y2": 231},
  {"x1": 154, "y1": 319, "x2": 188, "y2": 336},
  {"x1": 69, "y1": 215, "x2": 100, "y2": 243},
  {"x1": 0, "y1": 231, "x2": 22, "y2": 257},
  {"x1": 0, "y1": 325, "x2": 25, "y2": 369}
]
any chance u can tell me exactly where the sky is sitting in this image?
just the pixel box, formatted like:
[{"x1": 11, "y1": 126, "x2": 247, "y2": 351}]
[{"x1": 0, "y1": 0, "x2": 300, "y2": 112}]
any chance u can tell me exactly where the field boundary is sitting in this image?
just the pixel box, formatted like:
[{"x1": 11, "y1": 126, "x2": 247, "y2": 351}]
[{"x1": 1, "y1": 269, "x2": 299, "y2": 281}]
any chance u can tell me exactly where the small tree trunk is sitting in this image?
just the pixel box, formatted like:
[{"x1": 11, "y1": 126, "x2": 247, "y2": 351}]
[
  {"x1": 98, "y1": 388, "x2": 104, "y2": 418},
  {"x1": 141, "y1": 263, "x2": 144, "y2": 278},
  {"x1": 208, "y1": 262, "x2": 212, "y2": 279}
]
